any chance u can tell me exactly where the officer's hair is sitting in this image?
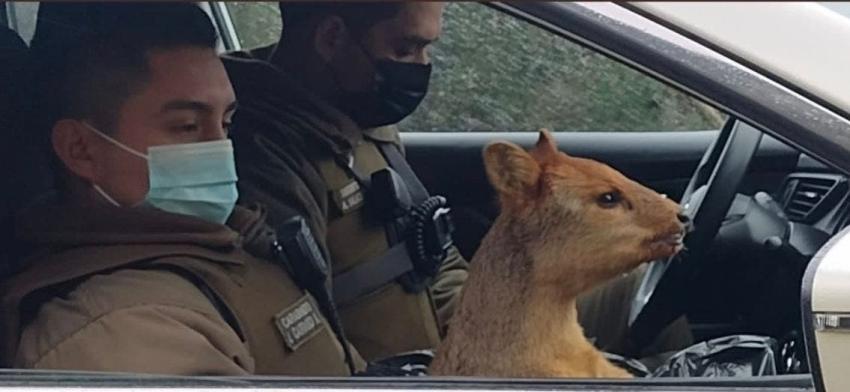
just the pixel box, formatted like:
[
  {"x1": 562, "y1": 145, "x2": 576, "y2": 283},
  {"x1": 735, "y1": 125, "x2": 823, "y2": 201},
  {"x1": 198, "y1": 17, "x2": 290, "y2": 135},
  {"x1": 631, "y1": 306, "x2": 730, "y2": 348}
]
[
  {"x1": 279, "y1": 2, "x2": 404, "y2": 38},
  {"x1": 31, "y1": 3, "x2": 219, "y2": 135}
]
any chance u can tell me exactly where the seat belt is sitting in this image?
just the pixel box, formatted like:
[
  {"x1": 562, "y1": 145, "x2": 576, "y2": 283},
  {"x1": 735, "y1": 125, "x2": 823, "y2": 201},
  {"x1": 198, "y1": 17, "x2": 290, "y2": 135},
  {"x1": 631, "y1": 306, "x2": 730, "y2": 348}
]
[
  {"x1": 333, "y1": 243, "x2": 415, "y2": 305},
  {"x1": 377, "y1": 143, "x2": 429, "y2": 203}
]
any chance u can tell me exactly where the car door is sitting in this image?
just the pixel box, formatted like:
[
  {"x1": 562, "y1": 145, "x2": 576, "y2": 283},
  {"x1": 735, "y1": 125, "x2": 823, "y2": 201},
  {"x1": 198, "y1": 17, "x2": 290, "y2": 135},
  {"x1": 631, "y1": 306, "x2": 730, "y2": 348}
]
[{"x1": 803, "y1": 228, "x2": 850, "y2": 392}]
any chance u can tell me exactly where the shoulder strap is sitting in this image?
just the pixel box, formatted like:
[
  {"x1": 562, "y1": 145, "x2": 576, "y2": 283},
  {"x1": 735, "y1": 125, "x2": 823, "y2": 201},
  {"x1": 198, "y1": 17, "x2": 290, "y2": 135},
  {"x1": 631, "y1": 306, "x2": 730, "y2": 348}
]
[
  {"x1": 377, "y1": 142, "x2": 430, "y2": 204},
  {"x1": 332, "y1": 243, "x2": 415, "y2": 305}
]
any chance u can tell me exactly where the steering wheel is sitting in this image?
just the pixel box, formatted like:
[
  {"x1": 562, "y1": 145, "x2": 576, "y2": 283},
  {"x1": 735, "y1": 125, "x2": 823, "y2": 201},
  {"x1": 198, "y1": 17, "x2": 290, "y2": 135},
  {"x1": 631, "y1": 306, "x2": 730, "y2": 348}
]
[{"x1": 628, "y1": 119, "x2": 763, "y2": 348}]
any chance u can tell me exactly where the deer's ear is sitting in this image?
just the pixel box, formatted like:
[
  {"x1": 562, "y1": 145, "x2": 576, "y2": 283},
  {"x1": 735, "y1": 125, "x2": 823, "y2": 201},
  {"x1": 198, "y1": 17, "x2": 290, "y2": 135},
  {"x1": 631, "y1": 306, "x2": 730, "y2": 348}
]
[
  {"x1": 483, "y1": 141, "x2": 541, "y2": 196},
  {"x1": 531, "y1": 128, "x2": 561, "y2": 162}
]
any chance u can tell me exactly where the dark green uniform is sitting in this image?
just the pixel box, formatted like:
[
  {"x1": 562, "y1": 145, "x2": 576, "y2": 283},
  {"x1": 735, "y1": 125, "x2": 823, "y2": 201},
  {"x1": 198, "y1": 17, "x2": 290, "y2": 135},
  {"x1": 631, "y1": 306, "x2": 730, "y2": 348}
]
[{"x1": 223, "y1": 48, "x2": 468, "y2": 361}]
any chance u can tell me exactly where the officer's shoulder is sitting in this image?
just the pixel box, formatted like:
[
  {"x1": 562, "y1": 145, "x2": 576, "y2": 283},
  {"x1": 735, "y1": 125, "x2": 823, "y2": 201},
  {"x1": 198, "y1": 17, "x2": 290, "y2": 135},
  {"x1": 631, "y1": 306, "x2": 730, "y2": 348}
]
[
  {"x1": 15, "y1": 268, "x2": 245, "y2": 371},
  {"x1": 59, "y1": 268, "x2": 224, "y2": 320},
  {"x1": 364, "y1": 125, "x2": 402, "y2": 146}
]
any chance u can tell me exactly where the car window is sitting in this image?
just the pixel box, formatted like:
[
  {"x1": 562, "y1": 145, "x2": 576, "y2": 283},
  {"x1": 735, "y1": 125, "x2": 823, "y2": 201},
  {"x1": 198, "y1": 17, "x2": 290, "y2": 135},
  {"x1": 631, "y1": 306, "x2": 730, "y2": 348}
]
[
  {"x1": 403, "y1": 3, "x2": 726, "y2": 133},
  {"x1": 227, "y1": 2, "x2": 725, "y2": 132},
  {"x1": 224, "y1": 2, "x2": 281, "y2": 50},
  {"x1": 5, "y1": 2, "x2": 39, "y2": 43},
  {"x1": 223, "y1": 2, "x2": 725, "y2": 133}
]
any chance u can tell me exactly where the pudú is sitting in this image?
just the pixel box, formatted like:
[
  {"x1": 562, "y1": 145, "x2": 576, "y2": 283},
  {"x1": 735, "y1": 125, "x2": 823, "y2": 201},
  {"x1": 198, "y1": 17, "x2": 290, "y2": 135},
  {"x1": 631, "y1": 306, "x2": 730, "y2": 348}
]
[{"x1": 430, "y1": 130, "x2": 687, "y2": 378}]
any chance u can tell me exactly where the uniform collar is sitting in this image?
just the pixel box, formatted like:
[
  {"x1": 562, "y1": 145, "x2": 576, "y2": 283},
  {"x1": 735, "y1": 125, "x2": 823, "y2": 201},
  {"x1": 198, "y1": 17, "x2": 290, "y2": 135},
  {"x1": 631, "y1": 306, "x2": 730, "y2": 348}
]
[
  {"x1": 13, "y1": 197, "x2": 269, "y2": 251},
  {"x1": 363, "y1": 125, "x2": 401, "y2": 144}
]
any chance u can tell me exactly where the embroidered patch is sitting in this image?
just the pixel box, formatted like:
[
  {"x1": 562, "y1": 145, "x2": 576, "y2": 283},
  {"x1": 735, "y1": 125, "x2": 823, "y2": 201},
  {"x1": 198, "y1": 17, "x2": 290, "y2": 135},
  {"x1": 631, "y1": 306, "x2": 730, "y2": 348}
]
[
  {"x1": 332, "y1": 180, "x2": 365, "y2": 214},
  {"x1": 274, "y1": 295, "x2": 325, "y2": 351}
]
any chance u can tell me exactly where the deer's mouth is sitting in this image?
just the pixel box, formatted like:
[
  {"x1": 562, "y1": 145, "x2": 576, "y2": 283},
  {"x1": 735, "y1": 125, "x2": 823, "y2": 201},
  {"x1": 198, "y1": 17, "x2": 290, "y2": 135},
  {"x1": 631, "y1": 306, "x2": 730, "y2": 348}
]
[
  {"x1": 648, "y1": 229, "x2": 686, "y2": 255},
  {"x1": 661, "y1": 232, "x2": 684, "y2": 247}
]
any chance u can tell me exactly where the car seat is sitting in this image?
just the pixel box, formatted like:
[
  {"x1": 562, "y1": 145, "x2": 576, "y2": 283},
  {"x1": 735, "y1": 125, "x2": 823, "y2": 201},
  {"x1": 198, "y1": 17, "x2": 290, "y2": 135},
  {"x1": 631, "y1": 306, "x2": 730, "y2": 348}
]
[
  {"x1": 0, "y1": 25, "x2": 28, "y2": 279},
  {"x1": 0, "y1": 4, "x2": 110, "y2": 281}
]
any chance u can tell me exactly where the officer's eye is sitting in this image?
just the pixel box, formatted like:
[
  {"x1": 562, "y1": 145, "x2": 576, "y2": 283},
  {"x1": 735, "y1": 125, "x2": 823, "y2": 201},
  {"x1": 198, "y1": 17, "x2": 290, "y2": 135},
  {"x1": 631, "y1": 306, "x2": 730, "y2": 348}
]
[
  {"x1": 597, "y1": 191, "x2": 622, "y2": 209},
  {"x1": 396, "y1": 47, "x2": 415, "y2": 58}
]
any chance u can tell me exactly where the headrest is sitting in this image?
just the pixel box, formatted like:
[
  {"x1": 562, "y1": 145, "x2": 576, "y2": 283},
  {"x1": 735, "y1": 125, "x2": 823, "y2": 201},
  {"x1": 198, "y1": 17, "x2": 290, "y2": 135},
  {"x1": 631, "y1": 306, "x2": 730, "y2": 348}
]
[
  {"x1": 0, "y1": 25, "x2": 26, "y2": 59},
  {"x1": 0, "y1": 26, "x2": 27, "y2": 102},
  {"x1": 0, "y1": 26, "x2": 28, "y2": 279}
]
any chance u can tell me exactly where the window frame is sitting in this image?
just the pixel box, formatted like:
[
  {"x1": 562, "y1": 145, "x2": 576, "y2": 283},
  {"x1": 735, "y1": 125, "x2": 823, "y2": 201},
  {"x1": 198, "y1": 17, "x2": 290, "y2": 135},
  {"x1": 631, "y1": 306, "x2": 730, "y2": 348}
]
[
  {"x1": 0, "y1": 369, "x2": 819, "y2": 391},
  {"x1": 207, "y1": 1, "x2": 241, "y2": 52}
]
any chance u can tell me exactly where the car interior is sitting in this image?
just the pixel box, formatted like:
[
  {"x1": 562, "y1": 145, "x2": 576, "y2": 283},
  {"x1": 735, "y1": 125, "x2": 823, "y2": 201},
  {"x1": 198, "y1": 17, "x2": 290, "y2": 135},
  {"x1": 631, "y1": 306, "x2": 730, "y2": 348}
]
[{"x1": 0, "y1": 1, "x2": 844, "y2": 384}]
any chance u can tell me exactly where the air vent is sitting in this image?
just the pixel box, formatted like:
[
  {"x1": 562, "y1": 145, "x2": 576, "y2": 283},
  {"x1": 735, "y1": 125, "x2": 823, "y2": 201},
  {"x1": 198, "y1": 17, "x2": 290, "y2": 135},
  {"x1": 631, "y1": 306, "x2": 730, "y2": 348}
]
[{"x1": 781, "y1": 174, "x2": 846, "y2": 222}]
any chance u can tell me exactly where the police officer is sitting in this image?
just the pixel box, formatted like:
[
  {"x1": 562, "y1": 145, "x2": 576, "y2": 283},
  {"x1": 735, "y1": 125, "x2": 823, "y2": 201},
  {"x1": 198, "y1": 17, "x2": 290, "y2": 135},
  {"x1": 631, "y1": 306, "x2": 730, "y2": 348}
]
[
  {"x1": 1, "y1": 3, "x2": 362, "y2": 375},
  {"x1": 225, "y1": 2, "x2": 468, "y2": 361}
]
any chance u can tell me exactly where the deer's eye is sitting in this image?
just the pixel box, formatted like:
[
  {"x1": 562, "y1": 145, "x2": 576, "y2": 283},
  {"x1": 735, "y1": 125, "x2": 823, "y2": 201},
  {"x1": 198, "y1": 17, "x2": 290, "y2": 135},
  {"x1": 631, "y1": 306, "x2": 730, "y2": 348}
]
[{"x1": 597, "y1": 191, "x2": 622, "y2": 208}]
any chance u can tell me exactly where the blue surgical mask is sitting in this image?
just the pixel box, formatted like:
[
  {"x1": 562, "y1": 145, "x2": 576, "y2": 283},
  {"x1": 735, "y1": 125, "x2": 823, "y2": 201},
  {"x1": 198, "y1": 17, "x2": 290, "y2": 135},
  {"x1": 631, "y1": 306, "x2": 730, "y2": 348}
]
[{"x1": 85, "y1": 123, "x2": 239, "y2": 224}]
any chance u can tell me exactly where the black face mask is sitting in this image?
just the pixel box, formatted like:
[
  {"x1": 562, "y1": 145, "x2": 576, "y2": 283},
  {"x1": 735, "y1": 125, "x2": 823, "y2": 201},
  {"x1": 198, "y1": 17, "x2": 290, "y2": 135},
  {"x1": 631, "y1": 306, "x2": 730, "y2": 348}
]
[{"x1": 336, "y1": 46, "x2": 433, "y2": 128}]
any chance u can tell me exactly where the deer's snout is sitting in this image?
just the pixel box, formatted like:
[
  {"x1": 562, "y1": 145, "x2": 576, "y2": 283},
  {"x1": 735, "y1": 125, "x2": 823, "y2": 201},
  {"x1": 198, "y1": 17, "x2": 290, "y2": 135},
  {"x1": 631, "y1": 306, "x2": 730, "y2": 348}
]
[{"x1": 677, "y1": 210, "x2": 694, "y2": 233}]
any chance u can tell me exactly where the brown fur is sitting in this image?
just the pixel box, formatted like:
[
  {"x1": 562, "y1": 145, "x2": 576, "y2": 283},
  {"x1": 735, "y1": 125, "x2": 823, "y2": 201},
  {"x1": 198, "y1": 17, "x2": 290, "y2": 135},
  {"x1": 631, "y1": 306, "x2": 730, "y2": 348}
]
[{"x1": 430, "y1": 130, "x2": 685, "y2": 378}]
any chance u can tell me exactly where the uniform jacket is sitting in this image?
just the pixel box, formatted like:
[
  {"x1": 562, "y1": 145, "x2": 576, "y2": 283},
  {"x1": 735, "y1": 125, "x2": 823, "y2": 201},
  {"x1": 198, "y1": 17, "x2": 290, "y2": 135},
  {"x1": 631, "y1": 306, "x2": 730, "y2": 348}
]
[
  {"x1": 223, "y1": 47, "x2": 468, "y2": 360},
  {"x1": 1, "y1": 201, "x2": 363, "y2": 375}
]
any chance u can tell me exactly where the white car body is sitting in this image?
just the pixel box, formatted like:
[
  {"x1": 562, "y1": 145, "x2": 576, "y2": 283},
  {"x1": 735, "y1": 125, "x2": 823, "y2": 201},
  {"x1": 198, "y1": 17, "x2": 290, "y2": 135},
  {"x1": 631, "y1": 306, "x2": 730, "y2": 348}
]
[{"x1": 636, "y1": 2, "x2": 850, "y2": 117}]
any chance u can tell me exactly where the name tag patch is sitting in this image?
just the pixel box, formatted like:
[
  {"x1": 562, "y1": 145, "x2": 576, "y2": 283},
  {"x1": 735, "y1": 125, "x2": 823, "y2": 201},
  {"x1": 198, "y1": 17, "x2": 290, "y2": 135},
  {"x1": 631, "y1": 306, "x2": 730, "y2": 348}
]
[
  {"x1": 275, "y1": 295, "x2": 325, "y2": 351},
  {"x1": 332, "y1": 180, "x2": 365, "y2": 214}
]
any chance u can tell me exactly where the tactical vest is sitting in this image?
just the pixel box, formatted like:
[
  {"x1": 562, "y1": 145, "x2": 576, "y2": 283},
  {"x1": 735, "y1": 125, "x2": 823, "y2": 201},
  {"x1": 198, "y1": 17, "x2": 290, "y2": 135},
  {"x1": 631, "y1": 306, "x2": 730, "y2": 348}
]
[
  {"x1": 317, "y1": 136, "x2": 446, "y2": 360},
  {"x1": 0, "y1": 242, "x2": 360, "y2": 375},
  {"x1": 223, "y1": 51, "x2": 456, "y2": 361}
]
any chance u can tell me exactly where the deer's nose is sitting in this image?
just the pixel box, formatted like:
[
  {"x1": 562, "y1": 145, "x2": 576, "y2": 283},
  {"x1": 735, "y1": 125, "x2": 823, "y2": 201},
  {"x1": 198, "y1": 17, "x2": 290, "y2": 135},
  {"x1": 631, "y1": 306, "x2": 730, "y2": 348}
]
[{"x1": 677, "y1": 212, "x2": 691, "y2": 224}]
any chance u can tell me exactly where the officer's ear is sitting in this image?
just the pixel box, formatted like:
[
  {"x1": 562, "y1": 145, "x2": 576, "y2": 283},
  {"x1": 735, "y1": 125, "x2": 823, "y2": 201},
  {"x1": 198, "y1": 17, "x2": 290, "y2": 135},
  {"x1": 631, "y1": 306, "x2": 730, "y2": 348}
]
[
  {"x1": 51, "y1": 119, "x2": 98, "y2": 183},
  {"x1": 483, "y1": 141, "x2": 541, "y2": 198},
  {"x1": 313, "y1": 15, "x2": 348, "y2": 63}
]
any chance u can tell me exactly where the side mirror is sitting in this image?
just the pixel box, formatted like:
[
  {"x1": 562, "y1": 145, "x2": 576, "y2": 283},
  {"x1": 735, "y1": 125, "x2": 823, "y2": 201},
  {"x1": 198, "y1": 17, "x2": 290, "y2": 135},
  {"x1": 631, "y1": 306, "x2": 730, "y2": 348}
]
[{"x1": 802, "y1": 227, "x2": 850, "y2": 392}]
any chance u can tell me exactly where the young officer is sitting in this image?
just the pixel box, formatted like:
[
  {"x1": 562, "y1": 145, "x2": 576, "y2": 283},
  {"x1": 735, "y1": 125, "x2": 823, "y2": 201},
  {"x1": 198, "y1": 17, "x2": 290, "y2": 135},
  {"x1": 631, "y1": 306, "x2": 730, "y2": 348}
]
[{"x1": 1, "y1": 3, "x2": 363, "y2": 375}]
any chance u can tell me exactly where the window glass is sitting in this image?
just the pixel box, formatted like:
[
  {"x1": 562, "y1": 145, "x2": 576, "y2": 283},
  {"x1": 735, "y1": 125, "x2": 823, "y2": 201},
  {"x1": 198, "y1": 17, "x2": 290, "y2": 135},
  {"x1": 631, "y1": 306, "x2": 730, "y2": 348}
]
[
  {"x1": 224, "y1": 2, "x2": 281, "y2": 50},
  {"x1": 6, "y1": 2, "x2": 39, "y2": 43},
  {"x1": 400, "y1": 3, "x2": 725, "y2": 132}
]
